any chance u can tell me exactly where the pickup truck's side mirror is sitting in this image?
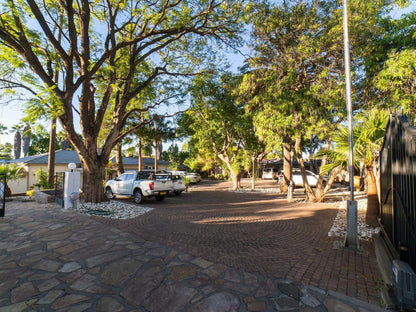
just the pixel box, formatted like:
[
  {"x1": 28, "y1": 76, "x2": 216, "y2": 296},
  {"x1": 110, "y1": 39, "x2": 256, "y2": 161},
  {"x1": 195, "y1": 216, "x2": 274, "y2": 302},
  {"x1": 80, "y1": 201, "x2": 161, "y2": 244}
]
[{"x1": 115, "y1": 178, "x2": 121, "y2": 181}]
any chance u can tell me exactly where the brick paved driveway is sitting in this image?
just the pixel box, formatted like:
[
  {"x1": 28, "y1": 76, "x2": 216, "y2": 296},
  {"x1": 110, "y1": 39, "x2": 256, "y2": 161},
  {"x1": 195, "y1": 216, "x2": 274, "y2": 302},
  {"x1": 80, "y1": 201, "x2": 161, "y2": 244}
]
[{"x1": 98, "y1": 180, "x2": 383, "y2": 303}]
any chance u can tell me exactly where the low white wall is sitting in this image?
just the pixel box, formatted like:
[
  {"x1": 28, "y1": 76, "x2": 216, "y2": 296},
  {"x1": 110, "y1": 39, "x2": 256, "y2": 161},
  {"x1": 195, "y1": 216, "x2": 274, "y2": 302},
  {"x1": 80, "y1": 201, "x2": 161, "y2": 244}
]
[{"x1": 8, "y1": 176, "x2": 28, "y2": 195}]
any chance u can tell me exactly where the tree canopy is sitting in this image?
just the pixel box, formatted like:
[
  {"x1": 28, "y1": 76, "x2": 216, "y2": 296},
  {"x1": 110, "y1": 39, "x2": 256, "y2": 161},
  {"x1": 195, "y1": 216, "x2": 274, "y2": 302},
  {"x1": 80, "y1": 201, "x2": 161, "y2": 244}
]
[{"x1": 0, "y1": 0, "x2": 246, "y2": 202}]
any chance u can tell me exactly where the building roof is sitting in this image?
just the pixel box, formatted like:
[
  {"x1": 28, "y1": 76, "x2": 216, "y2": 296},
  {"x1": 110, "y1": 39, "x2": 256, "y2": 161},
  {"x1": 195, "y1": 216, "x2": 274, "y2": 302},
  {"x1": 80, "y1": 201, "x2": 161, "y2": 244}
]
[
  {"x1": 9, "y1": 151, "x2": 170, "y2": 167},
  {"x1": 8, "y1": 150, "x2": 81, "y2": 165},
  {"x1": 259, "y1": 158, "x2": 283, "y2": 166},
  {"x1": 109, "y1": 156, "x2": 170, "y2": 166}
]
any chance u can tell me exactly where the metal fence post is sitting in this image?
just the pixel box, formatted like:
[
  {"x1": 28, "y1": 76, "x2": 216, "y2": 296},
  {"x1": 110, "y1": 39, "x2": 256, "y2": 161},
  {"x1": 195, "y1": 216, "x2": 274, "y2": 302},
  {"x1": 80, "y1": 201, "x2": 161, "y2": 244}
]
[{"x1": 0, "y1": 174, "x2": 6, "y2": 217}]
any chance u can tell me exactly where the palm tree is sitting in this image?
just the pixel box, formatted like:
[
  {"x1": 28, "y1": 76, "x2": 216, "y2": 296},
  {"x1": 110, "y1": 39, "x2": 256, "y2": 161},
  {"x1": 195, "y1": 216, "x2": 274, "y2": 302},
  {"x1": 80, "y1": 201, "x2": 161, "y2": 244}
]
[
  {"x1": 0, "y1": 164, "x2": 23, "y2": 197},
  {"x1": 21, "y1": 123, "x2": 32, "y2": 157},
  {"x1": 11, "y1": 124, "x2": 22, "y2": 159},
  {"x1": 316, "y1": 109, "x2": 389, "y2": 207}
]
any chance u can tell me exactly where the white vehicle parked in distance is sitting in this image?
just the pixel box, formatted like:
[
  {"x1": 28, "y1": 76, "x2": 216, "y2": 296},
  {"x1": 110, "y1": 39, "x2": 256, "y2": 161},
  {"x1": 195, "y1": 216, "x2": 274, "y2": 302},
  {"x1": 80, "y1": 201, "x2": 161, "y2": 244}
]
[
  {"x1": 185, "y1": 172, "x2": 201, "y2": 184},
  {"x1": 278, "y1": 169, "x2": 327, "y2": 187},
  {"x1": 171, "y1": 174, "x2": 186, "y2": 195},
  {"x1": 105, "y1": 171, "x2": 173, "y2": 204}
]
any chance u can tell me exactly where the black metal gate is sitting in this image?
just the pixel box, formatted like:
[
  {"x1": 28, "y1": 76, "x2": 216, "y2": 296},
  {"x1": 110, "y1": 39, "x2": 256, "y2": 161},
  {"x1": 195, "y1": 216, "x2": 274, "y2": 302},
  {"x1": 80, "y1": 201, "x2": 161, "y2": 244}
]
[
  {"x1": 380, "y1": 114, "x2": 416, "y2": 271},
  {"x1": 0, "y1": 174, "x2": 6, "y2": 217},
  {"x1": 55, "y1": 172, "x2": 65, "y2": 207}
]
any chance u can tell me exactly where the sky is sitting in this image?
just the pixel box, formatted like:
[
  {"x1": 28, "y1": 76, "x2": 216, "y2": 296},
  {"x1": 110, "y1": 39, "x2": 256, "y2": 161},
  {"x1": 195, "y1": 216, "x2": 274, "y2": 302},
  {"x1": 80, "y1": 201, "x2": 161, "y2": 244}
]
[{"x1": 0, "y1": 1, "x2": 413, "y2": 146}]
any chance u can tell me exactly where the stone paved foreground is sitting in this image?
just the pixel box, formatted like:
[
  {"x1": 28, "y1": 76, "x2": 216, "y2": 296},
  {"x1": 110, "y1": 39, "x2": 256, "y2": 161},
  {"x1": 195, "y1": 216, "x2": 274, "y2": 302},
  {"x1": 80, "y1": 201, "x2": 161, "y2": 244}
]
[
  {"x1": 100, "y1": 182, "x2": 384, "y2": 305},
  {"x1": 0, "y1": 200, "x2": 387, "y2": 311}
]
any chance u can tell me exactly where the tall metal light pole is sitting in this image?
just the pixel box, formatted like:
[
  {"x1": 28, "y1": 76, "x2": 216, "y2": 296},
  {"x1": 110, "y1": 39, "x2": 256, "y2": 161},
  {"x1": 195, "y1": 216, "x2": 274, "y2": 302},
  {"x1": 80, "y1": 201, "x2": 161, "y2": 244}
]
[{"x1": 342, "y1": 0, "x2": 359, "y2": 249}]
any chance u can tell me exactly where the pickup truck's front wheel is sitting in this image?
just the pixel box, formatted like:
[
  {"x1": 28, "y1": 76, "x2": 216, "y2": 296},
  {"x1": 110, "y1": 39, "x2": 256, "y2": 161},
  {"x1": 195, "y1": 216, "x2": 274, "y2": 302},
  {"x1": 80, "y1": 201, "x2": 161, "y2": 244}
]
[
  {"x1": 105, "y1": 187, "x2": 115, "y2": 199},
  {"x1": 155, "y1": 195, "x2": 165, "y2": 201},
  {"x1": 133, "y1": 189, "x2": 143, "y2": 204}
]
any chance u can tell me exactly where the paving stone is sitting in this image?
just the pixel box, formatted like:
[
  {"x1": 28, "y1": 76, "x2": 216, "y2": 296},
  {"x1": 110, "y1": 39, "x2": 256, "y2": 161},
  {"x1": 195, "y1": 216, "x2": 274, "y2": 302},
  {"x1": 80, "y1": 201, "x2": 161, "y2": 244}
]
[
  {"x1": 90, "y1": 266, "x2": 101, "y2": 275},
  {"x1": 188, "y1": 292, "x2": 240, "y2": 312},
  {"x1": 278, "y1": 281, "x2": 301, "y2": 300},
  {"x1": 69, "y1": 231, "x2": 91, "y2": 241},
  {"x1": 324, "y1": 298, "x2": 355, "y2": 312},
  {"x1": 27, "y1": 272, "x2": 57, "y2": 282},
  {"x1": 146, "y1": 246, "x2": 167, "y2": 257},
  {"x1": 134, "y1": 254, "x2": 152, "y2": 262},
  {"x1": 32, "y1": 259, "x2": 61, "y2": 272},
  {"x1": 0, "y1": 302, "x2": 28, "y2": 312},
  {"x1": 244, "y1": 297, "x2": 266, "y2": 312},
  {"x1": 36, "y1": 290, "x2": 65, "y2": 305},
  {"x1": 8, "y1": 242, "x2": 39, "y2": 254},
  {"x1": 70, "y1": 274, "x2": 97, "y2": 291},
  {"x1": 54, "y1": 243, "x2": 87, "y2": 255},
  {"x1": 84, "y1": 283, "x2": 113, "y2": 295},
  {"x1": 178, "y1": 253, "x2": 194, "y2": 262},
  {"x1": 224, "y1": 268, "x2": 241, "y2": 282},
  {"x1": 165, "y1": 250, "x2": 178, "y2": 262},
  {"x1": 300, "y1": 293, "x2": 321, "y2": 308},
  {"x1": 143, "y1": 281, "x2": 197, "y2": 312},
  {"x1": 100, "y1": 257, "x2": 142, "y2": 287},
  {"x1": 274, "y1": 295, "x2": 299, "y2": 311},
  {"x1": 85, "y1": 250, "x2": 130, "y2": 268},
  {"x1": 0, "y1": 280, "x2": 18, "y2": 297},
  {"x1": 40, "y1": 232, "x2": 72, "y2": 241},
  {"x1": 188, "y1": 275, "x2": 212, "y2": 288},
  {"x1": 59, "y1": 262, "x2": 81, "y2": 273},
  {"x1": 0, "y1": 262, "x2": 16, "y2": 270},
  {"x1": 224, "y1": 281, "x2": 255, "y2": 295},
  {"x1": 244, "y1": 272, "x2": 259, "y2": 286},
  {"x1": 120, "y1": 266, "x2": 166, "y2": 306},
  {"x1": 51, "y1": 294, "x2": 90, "y2": 310},
  {"x1": 10, "y1": 282, "x2": 38, "y2": 303},
  {"x1": 18, "y1": 254, "x2": 48, "y2": 267},
  {"x1": 144, "y1": 241, "x2": 160, "y2": 248},
  {"x1": 169, "y1": 266, "x2": 198, "y2": 280},
  {"x1": 96, "y1": 297, "x2": 124, "y2": 312},
  {"x1": 191, "y1": 257, "x2": 213, "y2": 269},
  {"x1": 46, "y1": 240, "x2": 69, "y2": 250},
  {"x1": 201, "y1": 284, "x2": 217, "y2": 295},
  {"x1": 202, "y1": 264, "x2": 227, "y2": 278},
  {"x1": 60, "y1": 243, "x2": 113, "y2": 262},
  {"x1": 56, "y1": 301, "x2": 92, "y2": 312},
  {"x1": 255, "y1": 279, "x2": 275, "y2": 297},
  {"x1": 36, "y1": 277, "x2": 60, "y2": 292},
  {"x1": 126, "y1": 243, "x2": 142, "y2": 250}
]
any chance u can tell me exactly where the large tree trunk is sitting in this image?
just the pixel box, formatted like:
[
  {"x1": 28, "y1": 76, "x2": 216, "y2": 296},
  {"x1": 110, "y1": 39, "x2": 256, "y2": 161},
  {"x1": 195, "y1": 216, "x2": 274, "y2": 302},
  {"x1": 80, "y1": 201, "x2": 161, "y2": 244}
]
[
  {"x1": 280, "y1": 135, "x2": 292, "y2": 193},
  {"x1": 218, "y1": 154, "x2": 242, "y2": 190},
  {"x1": 229, "y1": 170, "x2": 243, "y2": 190},
  {"x1": 138, "y1": 139, "x2": 142, "y2": 171},
  {"x1": 294, "y1": 138, "x2": 316, "y2": 202},
  {"x1": 47, "y1": 119, "x2": 56, "y2": 188},
  {"x1": 116, "y1": 143, "x2": 124, "y2": 176},
  {"x1": 366, "y1": 165, "x2": 379, "y2": 227},
  {"x1": 81, "y1": 158, "x2": 107, "y2": 203},
  {"x1": 314, "y1": 141, "x2": 331, "y2": 202},
  {"x1": 154, "y1": 142, "x2": 158, "y2": 173}
]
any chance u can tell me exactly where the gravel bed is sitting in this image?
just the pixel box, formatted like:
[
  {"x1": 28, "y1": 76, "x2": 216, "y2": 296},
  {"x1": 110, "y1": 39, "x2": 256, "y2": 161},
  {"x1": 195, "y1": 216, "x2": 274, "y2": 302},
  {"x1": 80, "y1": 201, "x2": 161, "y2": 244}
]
[
  {"x1": 328, "y1": 198, "x2": 380, "y2": 240},
  {"x1": 77, "y1": 200, "x2": 153, "y2": 219}
]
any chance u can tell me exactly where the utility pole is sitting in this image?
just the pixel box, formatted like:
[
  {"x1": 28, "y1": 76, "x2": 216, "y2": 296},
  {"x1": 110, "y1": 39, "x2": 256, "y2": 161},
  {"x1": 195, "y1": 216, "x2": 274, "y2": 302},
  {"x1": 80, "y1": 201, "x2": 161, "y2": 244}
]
[{"x1": 342, "y1": 0, "x2": 358, "y2": 249}]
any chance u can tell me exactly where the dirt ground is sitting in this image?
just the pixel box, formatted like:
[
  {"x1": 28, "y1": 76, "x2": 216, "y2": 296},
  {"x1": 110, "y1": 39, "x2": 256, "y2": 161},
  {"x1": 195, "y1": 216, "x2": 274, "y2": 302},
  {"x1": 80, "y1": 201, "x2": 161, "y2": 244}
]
[{"x1": 97, "y1": 179, "x2": 383, "y2": 302}]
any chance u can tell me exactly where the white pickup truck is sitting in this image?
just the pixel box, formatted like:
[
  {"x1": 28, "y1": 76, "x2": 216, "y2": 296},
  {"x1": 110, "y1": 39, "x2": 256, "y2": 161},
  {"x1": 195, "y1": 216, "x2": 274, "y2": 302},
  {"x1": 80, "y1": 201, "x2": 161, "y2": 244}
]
[{"x1": 105, "y1": 171, "x2": 173, "y2": 204}]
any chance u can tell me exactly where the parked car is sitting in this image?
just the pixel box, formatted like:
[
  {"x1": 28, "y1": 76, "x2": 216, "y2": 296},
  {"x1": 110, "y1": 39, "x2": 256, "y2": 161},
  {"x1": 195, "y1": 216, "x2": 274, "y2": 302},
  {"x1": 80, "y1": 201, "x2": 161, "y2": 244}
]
[
  {"x1": 185, "y1": 172, "x2": 201, "y2": 184},
  {"x1": 171, "y1": 174, "x2": 186, "y2": 195},
  {"x1": 262, "y1": 167, "x2": 280, "y2": 179},
  {"x1": 278, "y1": 169, "x2": 327, "y2": 187},
  {"x1": 105, "y1": 171, "x2": 173, "y2": 204}
]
